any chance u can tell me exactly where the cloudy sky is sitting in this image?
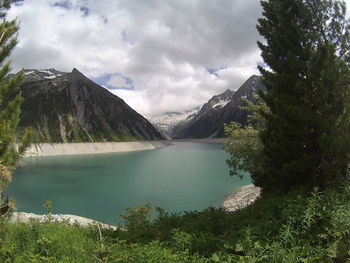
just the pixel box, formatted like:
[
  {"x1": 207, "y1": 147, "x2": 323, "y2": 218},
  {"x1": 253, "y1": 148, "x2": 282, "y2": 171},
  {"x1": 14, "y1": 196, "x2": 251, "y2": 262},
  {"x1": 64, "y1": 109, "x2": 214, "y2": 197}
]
[{"x1": 7, "y1": 0, "x2": 350, "y2": 116}]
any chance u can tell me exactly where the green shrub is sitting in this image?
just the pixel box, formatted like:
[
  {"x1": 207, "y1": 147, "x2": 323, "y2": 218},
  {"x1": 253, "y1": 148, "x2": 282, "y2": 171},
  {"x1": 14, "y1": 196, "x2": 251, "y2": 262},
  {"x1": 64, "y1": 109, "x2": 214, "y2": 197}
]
[
  {"x1": 1, "y1": 186, "x2": 350, "y2": 262},
  {"x1": 116, "y1": 186, "x2": 350, "y2": 262},
  {"x1": 0, "y1": 220, "x2": 99, "y2": 262},
  {"x1": 105, "y1": 240, "x2": 205, "y2": 263}
]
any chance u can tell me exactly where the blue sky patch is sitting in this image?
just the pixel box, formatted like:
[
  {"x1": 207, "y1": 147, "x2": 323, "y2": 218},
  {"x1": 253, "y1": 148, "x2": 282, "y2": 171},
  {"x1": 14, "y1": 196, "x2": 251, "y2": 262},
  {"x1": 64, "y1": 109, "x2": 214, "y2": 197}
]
[
  {"x1": 53, "y1": 1, "x2": 71, "y2": 9},
  {"x1": 12, "y1": 0, "x2": 24, "y2": 6},
  {"x1": 257, "y1": 61, "x2": 268, "y2": 68},
  {"x1": 92, "y1": 73, "x2": 135, "y2": 90},
  {"x1": 207, "y1": 66, "x2": 227, "y2": 77}
]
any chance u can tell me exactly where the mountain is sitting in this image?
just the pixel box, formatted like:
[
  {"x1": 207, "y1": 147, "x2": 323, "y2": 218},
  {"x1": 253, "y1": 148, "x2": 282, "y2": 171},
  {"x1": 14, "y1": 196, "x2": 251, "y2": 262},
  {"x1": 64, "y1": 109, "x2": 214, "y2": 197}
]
[
  {"x1": 22, "y1": 68, "x2": 65, "y2": 82},
  {"x1": 149, "y1": 89, "x2": 235, "y2": 139},
  {"x1": 196, "y1": 89, "x2": 234, "y2": 114},
  {"x1": 172, "y1": 75, "x2": 265, "y2": 138},
  {"x1": 148, "y1": 107, "x2": 199, "y2": 139},
  {"x1": 17, "y1": 68, "x2": 163, "y2": 142}
]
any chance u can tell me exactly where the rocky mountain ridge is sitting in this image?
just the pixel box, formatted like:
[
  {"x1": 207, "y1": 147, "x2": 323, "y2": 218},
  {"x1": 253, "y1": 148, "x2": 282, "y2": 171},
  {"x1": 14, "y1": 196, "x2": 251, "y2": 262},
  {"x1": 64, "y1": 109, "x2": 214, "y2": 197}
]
[
  {"x1": 150, "y1": 75, "x2": 265, "y2": 139},
  {"x1": 17, "y1": 68, "x2": 163, "y2": 143},
  {"x1": 23, "y1": 68, "x2": 65, "y2": 82},
  {"x1": 172, "y1": 75, "x2": 265, "y2": 138},
  {"x1": 197, "y1": 89, "x2": 234, "y2": 114}
]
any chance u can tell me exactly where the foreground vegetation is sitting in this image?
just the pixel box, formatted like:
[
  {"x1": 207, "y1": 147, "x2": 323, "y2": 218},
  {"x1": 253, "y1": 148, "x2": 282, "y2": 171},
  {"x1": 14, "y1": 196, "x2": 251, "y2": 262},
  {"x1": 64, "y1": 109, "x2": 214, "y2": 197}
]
[
  {"x1": 1, "y1": 185, "x2": 350, "y2": 262},
  {"x1": 1, "y1": 0, "x2": 350, "y2": 261}
]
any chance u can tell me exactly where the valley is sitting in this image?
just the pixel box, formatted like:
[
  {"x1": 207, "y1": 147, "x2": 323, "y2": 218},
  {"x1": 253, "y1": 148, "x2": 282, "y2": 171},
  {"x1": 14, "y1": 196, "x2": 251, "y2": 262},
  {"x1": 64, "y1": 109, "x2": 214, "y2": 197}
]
[
  {"x1": 149, "y1": 75, "x2": 265, "y2": 139},
  {"x1": 2, "y1": 0, "x2": 349, "y2": 261},
  {"x1": 16, "y1": 67, "x2": 265, "y2": 144}
]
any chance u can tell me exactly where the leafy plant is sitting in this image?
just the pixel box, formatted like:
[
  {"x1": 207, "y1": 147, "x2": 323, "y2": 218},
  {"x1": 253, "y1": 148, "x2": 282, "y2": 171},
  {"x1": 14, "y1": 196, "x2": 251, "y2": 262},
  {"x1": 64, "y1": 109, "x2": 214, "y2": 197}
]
[{"x1": 224, "y1": 96, "x2": 267, "y2": 183}]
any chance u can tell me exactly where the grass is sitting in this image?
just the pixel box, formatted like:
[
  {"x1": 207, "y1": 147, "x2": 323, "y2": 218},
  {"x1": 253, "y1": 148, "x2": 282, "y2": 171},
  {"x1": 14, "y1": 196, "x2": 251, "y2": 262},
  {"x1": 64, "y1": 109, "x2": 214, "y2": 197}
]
[{"x1": 1, "y1": 185, "x2": 350, "y2": 262}]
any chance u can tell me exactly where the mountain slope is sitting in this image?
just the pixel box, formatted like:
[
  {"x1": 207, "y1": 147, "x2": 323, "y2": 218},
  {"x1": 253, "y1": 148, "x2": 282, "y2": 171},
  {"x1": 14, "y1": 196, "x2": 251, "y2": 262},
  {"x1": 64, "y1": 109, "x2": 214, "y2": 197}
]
[
  {"x1": 173, "y1": 75, "x2": 265, "y2": 138},
  {"x1": 148, "y1": 107, "x2": 199, "y2": 139},
  {"x1": 18, "y1": 68, "x2": 163, "y2": 142}
]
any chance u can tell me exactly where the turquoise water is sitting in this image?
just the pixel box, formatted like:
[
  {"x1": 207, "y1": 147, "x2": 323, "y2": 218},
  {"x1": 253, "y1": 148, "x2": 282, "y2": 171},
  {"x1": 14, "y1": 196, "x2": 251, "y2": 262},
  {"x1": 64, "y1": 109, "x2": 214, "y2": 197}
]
[{"x1": 6, "y1": 142, "x2": 250, "y2": 225}]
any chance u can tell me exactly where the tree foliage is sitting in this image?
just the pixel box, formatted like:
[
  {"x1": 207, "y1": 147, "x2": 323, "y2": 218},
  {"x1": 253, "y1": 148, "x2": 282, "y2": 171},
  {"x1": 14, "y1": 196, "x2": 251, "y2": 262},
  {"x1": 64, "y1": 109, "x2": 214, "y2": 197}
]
[
  {"x1": 224, "y1": 97, "x2": 267, "y2": 181},
  {"x1": 253, "y1": 0, "x2": 350, "y2": 193},
  {"x1": 0, "y1": 1, "x2": 31, "y2": 216}
]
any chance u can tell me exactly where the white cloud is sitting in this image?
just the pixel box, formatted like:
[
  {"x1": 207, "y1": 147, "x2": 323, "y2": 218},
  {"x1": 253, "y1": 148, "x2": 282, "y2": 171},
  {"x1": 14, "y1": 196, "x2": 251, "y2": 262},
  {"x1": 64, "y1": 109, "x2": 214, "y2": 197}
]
[
  {"x1": 7, "y1": 0, "x2": 264, "y2": 116},
  {"x1": 107, "y1": 74, "x2": 133, "y2": 89}
]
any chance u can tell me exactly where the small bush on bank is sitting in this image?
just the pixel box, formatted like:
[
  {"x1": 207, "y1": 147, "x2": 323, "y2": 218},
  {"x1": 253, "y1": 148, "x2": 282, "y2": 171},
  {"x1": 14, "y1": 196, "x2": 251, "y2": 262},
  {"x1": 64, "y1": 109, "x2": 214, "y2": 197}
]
[
  {"x1": 1, "y1": 186, "x2": 350, "y2": 262},
  {"x1": 0, "y1": 220, "x2": 99, "y2": 262},
  {"x1": 117, "y1": 185, "x2": 350, "y2": 262}
]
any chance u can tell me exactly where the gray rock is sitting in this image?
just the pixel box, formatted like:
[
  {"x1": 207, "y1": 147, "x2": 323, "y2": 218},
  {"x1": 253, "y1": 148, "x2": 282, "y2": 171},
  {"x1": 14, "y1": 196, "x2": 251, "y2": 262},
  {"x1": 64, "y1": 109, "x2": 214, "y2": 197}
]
[
  {"x1": 221, "y1": 184, "x2": 261, "y2": 212},
  {"x1": 173, "y1": 75, "x2": 265, "y2": 138},
  {"x1": 16, "y1": 68, "x2": 164, "y2": 143}
]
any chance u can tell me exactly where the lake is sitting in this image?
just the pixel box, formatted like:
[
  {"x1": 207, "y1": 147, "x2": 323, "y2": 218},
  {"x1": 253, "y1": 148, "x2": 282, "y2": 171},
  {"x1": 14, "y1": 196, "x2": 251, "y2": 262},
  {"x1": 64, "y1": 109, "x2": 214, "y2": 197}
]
[{"x1": 6, "y1": 142, "x2": 251, "y2": 225}]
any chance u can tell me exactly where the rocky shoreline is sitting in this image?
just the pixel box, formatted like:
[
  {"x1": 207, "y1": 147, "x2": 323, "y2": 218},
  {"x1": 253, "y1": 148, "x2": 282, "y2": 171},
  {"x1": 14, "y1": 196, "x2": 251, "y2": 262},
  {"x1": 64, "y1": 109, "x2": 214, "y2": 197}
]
[
  {"x1": 221, "y1": 184, "x2": 261, "y2": 212},
  {"x1": 24, "y1": 140, "x2": 173, "y2": 157},
  {"x1": 10, "y1": 185, "x2": 260, "y2": 229},
  {"x1": 23, "y1": 138, "x2": 228, "y2": 157},
  {"x1": 10, "y1": 212, "x2": 118, "y2": 230}
]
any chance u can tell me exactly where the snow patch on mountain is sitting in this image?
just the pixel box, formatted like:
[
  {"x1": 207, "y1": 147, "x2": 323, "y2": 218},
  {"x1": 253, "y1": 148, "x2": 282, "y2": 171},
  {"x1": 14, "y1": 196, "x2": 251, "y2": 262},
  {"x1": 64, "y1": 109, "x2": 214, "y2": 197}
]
[
  {"x1": 149, "y1": 89, "x2": 236, "y2": 138},
  {"x1": 23, "y1": 68, "x2": 65, "y2": 82},
  {"x1": 24, "y1": 70, "x2": 35, "y2": 76},
  {"x1": 197, "y1": 89, "x2": 234, "y2": 115},
  {"x1": 212, "y1": 99, "x2": 231, "y2": 109},
  {"x1": 148, "y1": 108, "x2": 199, "y2": 139}
]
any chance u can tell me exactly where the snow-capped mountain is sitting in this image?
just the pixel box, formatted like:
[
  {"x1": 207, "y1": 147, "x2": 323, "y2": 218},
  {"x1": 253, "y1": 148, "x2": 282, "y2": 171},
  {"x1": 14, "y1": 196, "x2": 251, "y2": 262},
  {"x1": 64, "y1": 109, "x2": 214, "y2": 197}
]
[
  {"x1": 198, "y1": 89, "x2": 234, "y2": 113},
  {"x1": 149, "y1": 89, "x2": 237, "y2": 139},
  {"x1": 23, "y1": 68, "x2": 66, "y2": 82},
  {"x1": 173, "y1": 75, "x2": 265, "y2": 138},
  {"x1": 149, "y1": 76, "x2": 264, "y2": 139},
  {"x1": 17, "y1": 68, "x2": 163, "y2": 142},
  {"x1": 149, "y1": 107, "x2": 199, "y2": 139}
]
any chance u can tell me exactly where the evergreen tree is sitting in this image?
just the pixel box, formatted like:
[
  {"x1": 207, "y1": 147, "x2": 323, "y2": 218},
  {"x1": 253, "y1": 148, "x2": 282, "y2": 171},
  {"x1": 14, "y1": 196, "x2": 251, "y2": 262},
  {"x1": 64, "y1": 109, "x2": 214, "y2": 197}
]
[
  {"x1": 0, "y1": 0, "x2": 31, "y2": 216},
  {"x1": 256, "y1": 0, "x2": 350, "y2": 192}
]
